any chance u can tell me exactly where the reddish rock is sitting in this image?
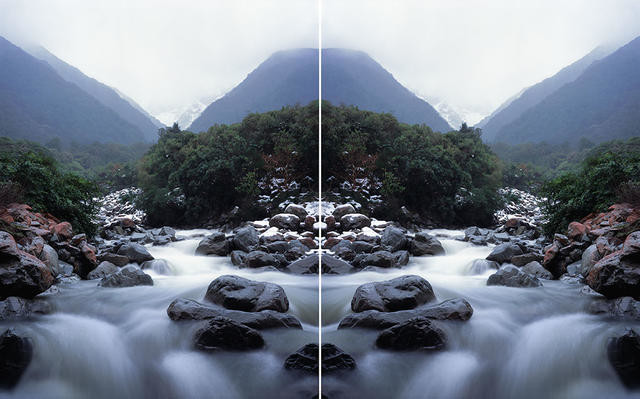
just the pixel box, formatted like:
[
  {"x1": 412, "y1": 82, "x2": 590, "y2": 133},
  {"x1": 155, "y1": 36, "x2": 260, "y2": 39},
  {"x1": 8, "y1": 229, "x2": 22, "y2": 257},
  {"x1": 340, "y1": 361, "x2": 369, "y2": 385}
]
[
  {"x1": 567, "y1": 222, "x2": 589, "y2": 241},
  {"x1": 119, "y1": 218, "x2": 135, "y2": 229},
  {"x1": 50, "y1": 222, "x2": 73, "y2": 240},
  {"x1": 304, "y1": 216, "x2": 315, "y2": 230},
  {"x1": 0, "y1": 232, "x2": 54, "y2": 299},
  {"x1": 299, "y1": 237, "x2": 318, "y2": 250},
  {"x1": 505, "y1": 218, "x2": 520, "y2": 228},
  {"x1": 80, "y1": 243, "x2": 98, "y2": 266},
  {"x1": 622, "y1": 232, "x2": 640, "y2": 258},
  {"x1": 323, "y1": 238, "x2": 341, "y2": 249},
  {"x1": 325, "y1": 215, "x2": 336, "y2": 229}
]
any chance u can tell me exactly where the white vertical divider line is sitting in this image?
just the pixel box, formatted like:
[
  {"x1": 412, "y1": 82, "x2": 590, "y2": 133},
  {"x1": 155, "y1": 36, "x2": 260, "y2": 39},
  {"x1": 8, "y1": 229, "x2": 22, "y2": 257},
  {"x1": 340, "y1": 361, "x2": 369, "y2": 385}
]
[{"x1": 317, "y1": 0, "x2": 323, "y2": 396}]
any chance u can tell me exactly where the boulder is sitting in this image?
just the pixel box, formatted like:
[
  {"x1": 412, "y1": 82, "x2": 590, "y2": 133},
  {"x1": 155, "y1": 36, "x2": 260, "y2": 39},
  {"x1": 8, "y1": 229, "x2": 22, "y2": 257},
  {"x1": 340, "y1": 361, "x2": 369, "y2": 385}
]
[
  {"x1": 351, "y1": 241, "x2": 375, "y2": 253},
  {"x1": 0, "y1": 329, "x2": 33, "y2": 389},
  {"x1": 580, "y1": 244, "x2": 603, "y2": 276},
  {"x1": 265, "y1": 241, "x2": 289, "y2": 254},
  {"x1": 230, "y1": 251, "x2": 247, "y2": 266},
  {"x1": 285, "y1": 255, "x2": 355, "y2": 275},
  {"x1": 205, "y1": 275, "x2": 289, "y2": 312},
  {"x1": 622, "y1": 231, "x2": 640, "y2": 258},
  {"x1": 0, "y1": 296, "x2": 51, "y2": 320},
  {"x1": 86, "y1": 261, "x2": 118, "y2": 280},
  {"x1": 511, "y1": 253, "x2": 541, "y2": 267},
  {"x1": 376, "y1": 318, "x2": 446, "y2": 350},
  {"x1": 98, "y1": 265, "x2": 153, "y2": 288},
  {"x1": 193, "y1": 317, "x2": 264, "y2": 351},
  {"x1": 332, "y1": 204, "x2": 356, "y2": 220},
  {"x1": 269, "y1": 214, "x2": 300, "y2": 231},
  {"x1": 340, "y1": 214, "x2": 371, "y2": 231},
  {"x1": 380, "y1": 226, "x2": 408, "y2": 252},
  {"x1": 232, "y1": 226, "x2": 259, "y2": 252},
  {"x1": 486, "y1": 243, "x2": 523, "y2": 264},
  {"x1": 284, "y1": 343, "x2": 356, "y2": 373},
  {"x1": 167, "y1": 298, "x2": 301, "y2": 329},
  {"x1": 487, "y1": 265, "x2": 542, "y2": 288},
  {"x1": 284, "y1": 204, "x2": 308, "y2": 220},
  {"x1": 409, "y1": 232, "x2": 445, "y2": 256},
  {"x1": 117, "y1": 243, "x2": 154, "y2": 263},
  {"x1": 607, "y1": 329, "x2": 640, "y2": 388},
  {"x1": 244, "y1": 251, "x2": 279, "y2": 268},
  {"x1": 339, "y1": 298, "x2": 473, "y2": 329},
  {"x1": 50, "y1": 222, "x2": 73, "y2": 240},
  {"x1": 521, "y1": 261, "x2": 553, "y2": 280},
  {"x1": 321, "y1": 255, "x2": 356, "y2": 274},
  {"x1": 38, "y1": 244, "x2": 60, "y2": 276},
  {"x1": 141, "y1": 259, "x2": 172, "y2": 275},
  {"x1": 588, "y1": 297, "x2": 640, "y2": 320},
  {"x1": 394, "y1": 250, "x2": 410, "y2": 267},
  {"x1": 351, "y1": 275, "x2": 435, "y2": 312},
  {"x1": 0, "y1": 232, "x2": 54, "y2": 299},
  {"x1": 587, "y1": 252, "x2": 640, "y2": 299},
  {"x1": 195, "y1": 233, "x2": 229, "y2": 256},
  {"x1": 98, "y1": 252, "x2": 129, "y2": 267},
  {"x1": 360, "y1": 251, "x2": 397, "y2": 268},
  {"x1": 567, "y1": 222, "x2": 589, "y2": 241}
]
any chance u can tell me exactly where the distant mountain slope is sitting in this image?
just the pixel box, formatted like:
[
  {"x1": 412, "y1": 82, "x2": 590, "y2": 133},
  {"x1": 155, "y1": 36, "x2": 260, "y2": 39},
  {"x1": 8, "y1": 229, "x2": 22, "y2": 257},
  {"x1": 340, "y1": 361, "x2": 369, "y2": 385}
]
[
  {"x1": 189, "y1": 48, "x2": 451, "y2": 133},
  {"x1": 30, "y1": 46, "x2": 162, "y2": 141},
  {"x1": 322, "y1": 48, "x2": 451, "y2": 132},
  {"x1": 495, "y1": 37, "x2": 640, "y2": 144},
  {"x1": 189, "y1": 49, "x2": 318, "y2": 132},
  {"x1": 479, "y1": 47, "x2": 609, "y2": 142},
  {"x1": 0, "y1": 36, "x2": 145, "y2": 145}
]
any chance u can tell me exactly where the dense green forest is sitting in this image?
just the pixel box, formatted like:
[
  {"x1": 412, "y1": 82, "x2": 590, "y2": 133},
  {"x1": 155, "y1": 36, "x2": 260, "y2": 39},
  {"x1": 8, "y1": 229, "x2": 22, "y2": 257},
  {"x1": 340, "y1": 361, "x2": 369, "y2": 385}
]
[{"x1": 322, "y1": 102, "x2": 502, "y2": 226}]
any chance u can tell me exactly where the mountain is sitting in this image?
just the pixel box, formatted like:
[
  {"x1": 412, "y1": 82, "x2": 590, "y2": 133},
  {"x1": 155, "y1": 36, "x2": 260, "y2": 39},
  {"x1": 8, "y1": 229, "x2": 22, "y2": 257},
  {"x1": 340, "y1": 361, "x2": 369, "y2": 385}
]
[
  {"x1": 479, "y1": 47, "x2": 609, "y2": 142},
  {"x1": 494, "y1": 37, "x2": 640, "y2": 144},
  {"x1": 189, "y1": 48, "x2": 451, "y2": 133},
  {"x1": 30, "y1": 46, "x2": 162, "y2": 141},
  {"x1": 322, "y1": 49, "x2": 451, "y2": 132},
  {"x1": 188, "y1": 49, "x2": 318, "y2": 132},
  {"x1": 0, "y1": 36, "x2": 145, "y2": 145}
]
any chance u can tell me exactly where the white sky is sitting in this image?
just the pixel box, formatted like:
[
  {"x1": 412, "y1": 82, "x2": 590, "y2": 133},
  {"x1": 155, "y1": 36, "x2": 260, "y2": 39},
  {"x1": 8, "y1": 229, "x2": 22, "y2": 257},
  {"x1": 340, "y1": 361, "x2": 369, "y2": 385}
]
[{"x1": 1, "y1": 0, "x2": 639, "y2": 124}]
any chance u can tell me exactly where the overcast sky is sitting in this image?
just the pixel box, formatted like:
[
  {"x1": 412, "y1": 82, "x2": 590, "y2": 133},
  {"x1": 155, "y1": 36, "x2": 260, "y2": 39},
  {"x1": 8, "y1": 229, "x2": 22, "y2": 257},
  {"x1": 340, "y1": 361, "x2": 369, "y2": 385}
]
[{"x1": 1, "y1": 1, "x2": 639, "y2": 125}]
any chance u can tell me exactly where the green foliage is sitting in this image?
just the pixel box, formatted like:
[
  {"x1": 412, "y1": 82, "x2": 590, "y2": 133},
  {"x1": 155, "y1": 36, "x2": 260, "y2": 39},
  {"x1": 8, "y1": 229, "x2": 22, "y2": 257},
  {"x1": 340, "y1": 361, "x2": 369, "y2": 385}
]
[
  {"x1": 0, "y1": 146, "x2": 99, "y2": 235},
  {"x1": 322, "y1": 102, "x2": 503, "y2": 226},
  {"x1": 541, "y1": 149, "x2": 640, "y2": 235},
  {"x1": 138, "y1": 104, "x2": 319, "y2": 226}
]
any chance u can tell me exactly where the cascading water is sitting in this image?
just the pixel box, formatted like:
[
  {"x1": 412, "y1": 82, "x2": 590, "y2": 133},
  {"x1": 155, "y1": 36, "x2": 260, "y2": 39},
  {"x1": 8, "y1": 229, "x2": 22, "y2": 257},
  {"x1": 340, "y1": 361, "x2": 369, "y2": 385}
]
[
  {"x1": 322, "y1": 230, "x2": 640, "y2": 399},
  {"x1": 0, "y1": 231, "x2": 319, "y2": 399}
]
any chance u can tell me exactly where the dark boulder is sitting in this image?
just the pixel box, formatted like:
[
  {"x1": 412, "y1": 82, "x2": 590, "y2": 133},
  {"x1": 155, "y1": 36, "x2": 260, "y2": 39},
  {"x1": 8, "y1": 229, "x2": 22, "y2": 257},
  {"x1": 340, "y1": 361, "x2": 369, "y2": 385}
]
[
  {"x1": 0, "y1": 297, "x2": 51, "y2": 320},
  {"x1": 376, "y1": 318, "x2": 446, "y2": 350},
  {"x1": 230, "y1": 250, "x2": 247, "y2": 266},
  {"x1": 409, "y1": 232, "x2": 445, "y2": 256},
  {"x1": 322, "y1": 255, "x2": 356, "y2": 274},
  {"x1": 340, "y1": 214, "x2": 371, "y2": 231},
  {"x1": 361, "y1": 251, "x2": 397, "y2": 268},
  {"x1": 284, "y1": 204, "x2": 308, "y2": 220},
  {"x1": 167, "y1": 298, "x2": 302, "y2": 329},
  {"x1": 586, "y1": 252, "x2": 640, "y2": 299},
  {"x1": 232, "y1": 226, "x2": 259, "y2": 252},
  {"x1": 487, "y1": 265, "x2": 542, "y2": 288},
  {"x1": 380, "y1": 226, "x2": 407, "y2": 252},
  {"x1": 195, "y1": 233, "x2": 229, "y2": 256},
  {"x1": 339, "y1": 298, "x2": 473, "y2": 329},
  {"x1": 284, "y1": 343, "x2": 355, "y2": 373},
  {"x1": 269, "y1": 214, "x2": 300, "y2": 231},
  {"x1": 86, "y1": 261, "x2": 118, "y2": 280},
  {"x1": 607, "y1": 329, "x2": 640, "y2": 388},
  {"x1": 511, "y1": 253, "x2": 542, "y2": 267},
  {"x1": 98, "y1": 265, "x2": 153, "y2": 288},
  {"x1": 521, "y1": 261, "x2": 553, "y2": 280},
  {"x1": 284, "y1": 255, "x2": 356, "y2": 275},
  {"x1": 332, "y1": 204, "x2": 356, "y2": 220},
  {"x1": 98, "y1": 252, "x2": 129, "y2": 267},
  {"x1": 205, "y1": 275, "x2": 289, "y2": 312},
  {"x1": 265, "y1": 241, "x2": 290, "y2": 254},
  {"x1": 117, "y1": 243, "x2": 154, "y2": 263},
  {"x1": 193, "y1": 317, "x2": 264, "y2": 351},
  {"x1": 244, "y1": 251, "x2": 278, "y2": 268},
  {"x1": 351, "y1": 241, "x2": 375, "y2": 253},
  {"x1": 351, "y1": 275, "x2": 435, "y2": 312},
  {"x1": 486, "y1": 243, "x2": 523, "y2": 264},
  {"x1": 588, "y1": 297, "x2": 640, "y2": 320},
  {"x1": 0, "y1": 329, "x2": 33, "y2": 389}
]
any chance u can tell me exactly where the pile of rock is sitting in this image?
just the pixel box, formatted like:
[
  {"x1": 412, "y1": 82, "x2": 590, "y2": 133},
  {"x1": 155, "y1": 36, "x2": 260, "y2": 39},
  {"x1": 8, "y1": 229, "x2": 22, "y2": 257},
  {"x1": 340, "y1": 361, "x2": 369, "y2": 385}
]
[
  {"x1": 167, "y1": 275, "x2": 303, "y2": 350},
  {"x1": 195, "y1": 203, "x2": 447, "y2": 275},
  {"x1": 94, "y1": 187, "x2": 145, "y2": 227},
  {"x1": 338, "y1": 275, "x2": 473, "y2": 350}
]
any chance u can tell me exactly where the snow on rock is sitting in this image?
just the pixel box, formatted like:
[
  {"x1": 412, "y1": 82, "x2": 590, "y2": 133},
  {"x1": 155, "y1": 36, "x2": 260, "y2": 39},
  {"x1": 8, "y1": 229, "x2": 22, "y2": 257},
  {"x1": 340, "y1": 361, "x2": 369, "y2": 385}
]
[
  {"x1": 94, "y1": 188, "x2": 145, "y2": 227},
  {"x1": 494, "y1": 187, "x2": 545, "y2": 227}
]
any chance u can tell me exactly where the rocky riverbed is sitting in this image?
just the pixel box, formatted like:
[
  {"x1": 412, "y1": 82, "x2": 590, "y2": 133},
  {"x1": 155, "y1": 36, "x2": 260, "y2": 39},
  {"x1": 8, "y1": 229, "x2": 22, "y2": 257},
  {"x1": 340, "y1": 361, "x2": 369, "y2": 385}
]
[{"x1": 1, "y1": 194, "x2": 640, "y2": 398}]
